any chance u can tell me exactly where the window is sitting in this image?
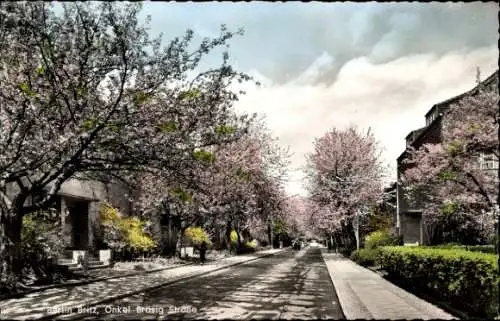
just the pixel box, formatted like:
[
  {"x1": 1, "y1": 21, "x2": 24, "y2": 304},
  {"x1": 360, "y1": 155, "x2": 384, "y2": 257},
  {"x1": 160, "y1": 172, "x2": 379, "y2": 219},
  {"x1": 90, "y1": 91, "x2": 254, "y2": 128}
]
[
  {"x1": 478, "y1": 152, "x2": 499, "y2": 170},
  {"x1": 426, "y1": 109, "x2": 438, "y2": 126},
  {"x1": 471, "y1": 153, "x2": 481, "y2": 170}
]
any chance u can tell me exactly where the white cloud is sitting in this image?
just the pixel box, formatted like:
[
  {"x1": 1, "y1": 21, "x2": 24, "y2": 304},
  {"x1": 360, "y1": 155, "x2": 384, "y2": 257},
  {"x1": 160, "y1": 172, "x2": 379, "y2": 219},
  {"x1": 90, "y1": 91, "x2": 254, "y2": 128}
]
[
  {"x1": 235, "y1": 45, "x2": 498, "y2": 196},
  {"x1": 290, "y1": 52, "x2": 336, "y2": 86}
]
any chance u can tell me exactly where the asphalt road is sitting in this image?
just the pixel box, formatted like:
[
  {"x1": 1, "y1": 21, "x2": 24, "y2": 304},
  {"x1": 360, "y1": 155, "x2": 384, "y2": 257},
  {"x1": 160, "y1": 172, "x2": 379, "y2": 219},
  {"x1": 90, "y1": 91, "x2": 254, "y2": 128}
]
[{"x1": 56, "y1": 247, "x2": 345, "y2": 320}]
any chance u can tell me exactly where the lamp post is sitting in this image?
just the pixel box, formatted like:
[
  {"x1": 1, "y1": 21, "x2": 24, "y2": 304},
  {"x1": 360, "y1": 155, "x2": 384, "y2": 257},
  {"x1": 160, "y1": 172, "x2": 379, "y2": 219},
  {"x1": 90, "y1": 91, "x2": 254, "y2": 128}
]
[
  {"x1": 396, "y1": 181, "x2": 401, "y2": 240},
  {"x1": 355, "y1": 208, "x2": 360, "y2": 250}
]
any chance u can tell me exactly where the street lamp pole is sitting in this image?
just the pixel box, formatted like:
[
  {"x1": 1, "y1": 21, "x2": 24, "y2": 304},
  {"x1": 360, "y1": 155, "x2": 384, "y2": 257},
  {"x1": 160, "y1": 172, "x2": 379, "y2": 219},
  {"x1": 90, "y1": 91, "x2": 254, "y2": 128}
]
[
  {"x1": 355, "y1": 209, "x2": 360, "y2": 250},
  {"x1": 396, "y1": 181, "x2": 401, "y2": 239}
]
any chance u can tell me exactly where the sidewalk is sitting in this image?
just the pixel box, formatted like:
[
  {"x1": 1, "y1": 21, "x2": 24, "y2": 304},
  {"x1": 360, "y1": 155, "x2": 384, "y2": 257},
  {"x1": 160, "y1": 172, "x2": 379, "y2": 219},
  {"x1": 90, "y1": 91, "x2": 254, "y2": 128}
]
[
  {"x1": 321, "y1": 249, "x2": 456, "y2": 320},
  {"x1": 0, "y1": 248, "x2": 286, "y2": 320}
]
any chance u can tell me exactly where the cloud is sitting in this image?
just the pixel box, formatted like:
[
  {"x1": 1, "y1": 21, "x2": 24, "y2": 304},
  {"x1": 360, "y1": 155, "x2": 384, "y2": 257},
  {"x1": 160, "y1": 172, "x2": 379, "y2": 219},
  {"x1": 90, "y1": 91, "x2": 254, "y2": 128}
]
[
  {"x1": 290, "y1": 52, "x2": 336, "y2": 86},
  {"x1": 137, "y1": 2, "x2": 498, "y2": 196},
  {"x1": 141, "y1": 2, "x2": 498, "y2": 85},
  {"x1": 235, "y1": 46, "x2": 498, "y2": 196}
]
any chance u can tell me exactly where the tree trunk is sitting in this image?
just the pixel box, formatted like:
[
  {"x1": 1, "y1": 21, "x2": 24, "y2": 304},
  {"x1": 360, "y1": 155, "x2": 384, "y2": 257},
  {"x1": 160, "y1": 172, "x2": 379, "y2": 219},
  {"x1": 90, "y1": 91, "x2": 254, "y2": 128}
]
[
  {"x1": 225, "y1": 219, "x2": 232, "y2": 252},
  {"x1": 175, "y1": 228, "x2": 185, "y2": 259},
  {"x1": 268, "y1": 219, "x2": 273, "y2": 248},
  {"x1": 214, "y1": 222, "x2": 220, "y2": 250},
  {"x1": 0, "y1": 206, "x2": 23, "y2": 290},
  {"x1": 167, "y1": 216, "x2": 173, "y2": 256},
  {"x1": 175, "y1": 216, "x2": 187, "y2": 259},
  {"x1": 236, "y1": 228, "x2": 242, "y2": 251}
]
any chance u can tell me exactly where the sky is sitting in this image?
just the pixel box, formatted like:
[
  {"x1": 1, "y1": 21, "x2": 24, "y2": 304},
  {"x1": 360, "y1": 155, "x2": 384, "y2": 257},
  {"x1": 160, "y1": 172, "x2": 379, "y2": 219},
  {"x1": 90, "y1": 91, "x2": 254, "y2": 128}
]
[{"x1": 138, "y1": 2, "x2": 499, "y2": 196}]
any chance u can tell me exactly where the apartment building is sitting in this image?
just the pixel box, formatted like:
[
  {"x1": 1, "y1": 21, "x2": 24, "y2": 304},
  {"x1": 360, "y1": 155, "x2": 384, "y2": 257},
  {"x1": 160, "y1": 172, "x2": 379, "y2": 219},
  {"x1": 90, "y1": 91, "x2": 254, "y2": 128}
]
[{"x1": 396, "y1": 70, "x2": 499, "y2": 245}]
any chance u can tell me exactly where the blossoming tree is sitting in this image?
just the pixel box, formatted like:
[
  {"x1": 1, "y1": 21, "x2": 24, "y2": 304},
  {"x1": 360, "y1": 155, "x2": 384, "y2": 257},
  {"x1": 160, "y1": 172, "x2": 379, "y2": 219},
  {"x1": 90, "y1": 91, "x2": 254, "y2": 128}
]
[
  {"x1": 135, "y1": 117, "x2": 291, "y2": 254},
  {"x1": 0, "y1": 2, "x2": 252, "y2": 287},
  {"x1": 305, "y1": 126, "x2": 385, "y2": 250},
  {"x1": 402, "y1": 72, "x2": 499, "y2": 244}
]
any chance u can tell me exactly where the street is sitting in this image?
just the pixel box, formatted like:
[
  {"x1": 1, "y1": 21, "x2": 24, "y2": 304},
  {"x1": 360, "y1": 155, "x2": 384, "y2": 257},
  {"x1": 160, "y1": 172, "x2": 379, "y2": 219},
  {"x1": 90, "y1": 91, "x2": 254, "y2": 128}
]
[{"x1": 57, "y1": 248, "x2": 344, "y2": 320}]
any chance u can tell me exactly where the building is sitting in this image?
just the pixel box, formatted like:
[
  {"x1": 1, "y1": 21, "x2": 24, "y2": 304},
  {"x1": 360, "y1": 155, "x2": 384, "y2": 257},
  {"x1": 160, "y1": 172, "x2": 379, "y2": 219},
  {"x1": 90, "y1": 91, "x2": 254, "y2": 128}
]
[
  {"x1": 55, "y1": 176, "x2": 133, "y2": 259},
  {"x1": 7, "y1": 174, "x2": 132, "y2": 265},
  {"x1": 396, "y1": 70, "x2": 499, "y2": 245}
]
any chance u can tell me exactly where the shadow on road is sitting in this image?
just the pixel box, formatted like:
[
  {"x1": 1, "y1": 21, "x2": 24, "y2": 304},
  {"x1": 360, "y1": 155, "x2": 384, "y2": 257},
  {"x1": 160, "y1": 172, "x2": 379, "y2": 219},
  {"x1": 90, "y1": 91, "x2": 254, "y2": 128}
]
[{"x1": 67, "y1": 248, "x2": 344, "y2": 320}]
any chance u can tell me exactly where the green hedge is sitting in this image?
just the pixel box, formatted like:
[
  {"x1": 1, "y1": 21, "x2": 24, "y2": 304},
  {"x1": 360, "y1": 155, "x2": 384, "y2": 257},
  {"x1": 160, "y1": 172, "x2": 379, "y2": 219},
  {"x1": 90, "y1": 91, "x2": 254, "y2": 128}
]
[
  {"x1": 428, "y1": 244, "x2": 496, "y2": 254},
  {"x1": 350, "y1": 248, "x2": 380, "y2": 267},
  {"x1": 379, "y1": 246, "x2": 498, "y2": 318},
  {"x1": 364, "y1": 229, "x2": 396, "y2": 250}
]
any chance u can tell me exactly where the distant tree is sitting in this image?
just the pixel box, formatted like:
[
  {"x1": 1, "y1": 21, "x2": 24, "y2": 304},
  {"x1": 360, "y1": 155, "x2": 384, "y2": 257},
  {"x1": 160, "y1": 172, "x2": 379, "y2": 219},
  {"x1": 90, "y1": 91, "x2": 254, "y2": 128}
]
[
  {"x1": 305, "y1": 126, "x2": 385, "y2": 250},
  {"x1": 136, "y1": 117, "x2": 291, "y2": 255}
]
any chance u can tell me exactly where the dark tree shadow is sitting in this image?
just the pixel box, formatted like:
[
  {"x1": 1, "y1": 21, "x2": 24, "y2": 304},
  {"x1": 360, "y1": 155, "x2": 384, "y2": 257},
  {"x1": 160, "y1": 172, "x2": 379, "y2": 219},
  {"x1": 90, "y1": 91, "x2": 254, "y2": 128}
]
[{"x1": 57, "y1": 249, "x2": 345, "y2": 320}]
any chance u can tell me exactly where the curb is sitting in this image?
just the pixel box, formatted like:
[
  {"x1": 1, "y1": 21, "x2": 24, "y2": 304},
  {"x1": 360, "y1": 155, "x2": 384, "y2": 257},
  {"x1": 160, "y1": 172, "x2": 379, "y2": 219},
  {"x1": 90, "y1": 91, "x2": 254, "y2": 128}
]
[
  {"x1": 0, "y1": 262, "x2": 196, "y2": 301},
  {"x1": 36, "y1": 248, "x2": 289, "y2": 321}
]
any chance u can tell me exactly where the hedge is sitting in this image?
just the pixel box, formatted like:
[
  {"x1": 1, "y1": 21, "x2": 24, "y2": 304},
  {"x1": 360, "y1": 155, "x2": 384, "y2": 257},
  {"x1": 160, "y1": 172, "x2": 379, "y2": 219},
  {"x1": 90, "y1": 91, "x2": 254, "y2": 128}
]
[
  {"x1": 364, "y1": 229, "x2": 396, "y2": 250},
  {"x1": 350, "y1": 229, "x2": 396, "y2": 267},
  {"x1": 379, "y1": 246, "x2": 498, "y2": 318},
  {"x1": 427, "y1": 244, "x2": 496, "y2": 254},
  {"x1": 350, "y1": 248, "x2": 380, "y2": 267}
]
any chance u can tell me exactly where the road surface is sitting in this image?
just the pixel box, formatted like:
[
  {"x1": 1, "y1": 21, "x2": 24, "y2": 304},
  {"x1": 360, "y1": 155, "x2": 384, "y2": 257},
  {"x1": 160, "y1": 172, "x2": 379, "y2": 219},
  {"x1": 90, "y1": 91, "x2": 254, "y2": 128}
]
[{"x1": 56, "y1": 247, "x2": 344, "y2": 320}]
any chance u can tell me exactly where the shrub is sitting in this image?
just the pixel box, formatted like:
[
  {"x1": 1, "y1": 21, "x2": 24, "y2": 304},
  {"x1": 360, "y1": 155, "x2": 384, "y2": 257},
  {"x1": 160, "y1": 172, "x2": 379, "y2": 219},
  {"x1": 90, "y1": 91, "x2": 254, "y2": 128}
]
[
  {"x1": 122, "y1": 217, "x2": 156, "y2": 253},
  {"x1": 21, "y1": 210, "x2": 65, "y2": 284},
  {"x1": 184, "y1": 226, "x2": 212, "y2": 248},
  {"x1": 100, "y1": 202, "x2": 156, "y2": 260},
  {"x1": 237, "y1": 239, "x2": 258, "y2": 254},
  {"x1": 428, "y1": 244, "x2": 496, "y2": 254},
  {"x1": 379, "y1": 246, "x2": 498, "y2": 318},
  {"x1": 350, "y1": 248, "x2": 381, "y2": 267},
  {"x1": 364, "y1": 229, "x2": 395, "y2": 250},
  {"x1": 466, "y1": 245, "x2": 496, "y2": 254},
  {"x1": 100, "y1": 203, "x2": 128, "y2": 252},
  {"x1": 230, "y1": 229, "x2": 238, "y2": 244},
  {"x1": 245, "y1": 239, "x2": 257, "y2": 249}
]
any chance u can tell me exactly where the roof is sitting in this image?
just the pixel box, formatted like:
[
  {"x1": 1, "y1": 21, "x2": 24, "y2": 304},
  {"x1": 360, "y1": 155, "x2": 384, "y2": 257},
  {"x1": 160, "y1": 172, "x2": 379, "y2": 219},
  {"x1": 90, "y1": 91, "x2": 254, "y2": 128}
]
[
  {"x1": 404, "y1": 69, "x2": 499, "y2": 153},
  {"x1": 424, "y1": 92, "x2": 468, "y2": 117},
  {"x1": 424, "y1": 70, "x2": 499, "y2": 118},
  {"x1": 405, "y1": 127, "x2": 426, "y2": 141},
  {"x1": 397, "y1": 150, "x2": 407, "y2": 163}
]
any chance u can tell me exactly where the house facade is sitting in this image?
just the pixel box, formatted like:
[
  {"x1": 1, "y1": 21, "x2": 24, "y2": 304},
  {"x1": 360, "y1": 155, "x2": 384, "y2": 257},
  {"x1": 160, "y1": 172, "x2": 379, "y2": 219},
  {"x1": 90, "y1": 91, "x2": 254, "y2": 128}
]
[
  {"x1": 55, "y1": 177, "x2": 132, "y2": 258},
  {"x1": 7, "y1": 175, "x2": 132, "y2": 262},
  {"x1": 396, "y1": 70, "x2": 499, "y2": 245}
]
